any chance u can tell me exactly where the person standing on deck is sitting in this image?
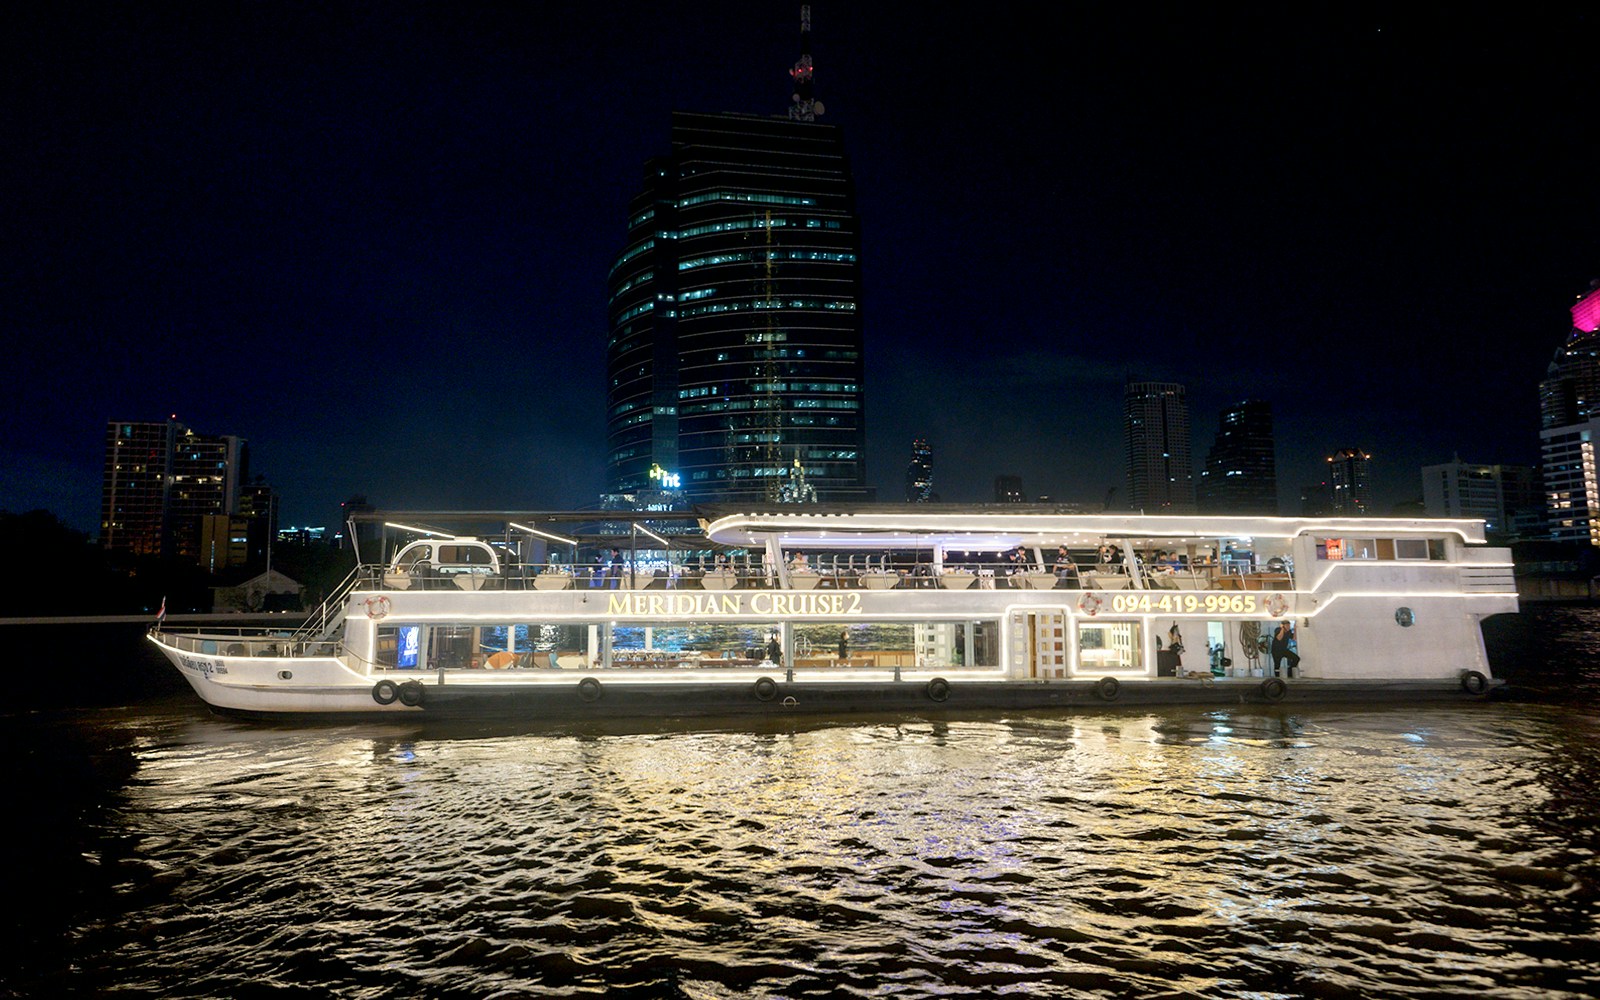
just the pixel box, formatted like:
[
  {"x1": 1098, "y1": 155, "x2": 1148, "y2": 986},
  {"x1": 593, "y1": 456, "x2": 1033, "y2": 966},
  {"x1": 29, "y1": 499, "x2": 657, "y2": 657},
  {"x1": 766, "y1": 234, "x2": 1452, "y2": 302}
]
[{"x1": 1270, "y1": 621, "x2": 1300, "y2": 678}]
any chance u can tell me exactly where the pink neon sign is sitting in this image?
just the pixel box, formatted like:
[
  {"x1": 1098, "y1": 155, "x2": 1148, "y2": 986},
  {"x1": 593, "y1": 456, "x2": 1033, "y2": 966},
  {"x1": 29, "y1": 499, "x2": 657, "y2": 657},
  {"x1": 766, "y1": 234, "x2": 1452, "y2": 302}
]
[{"x1": 1573, "y1": 287, "x2": 1600, "y2": 333}]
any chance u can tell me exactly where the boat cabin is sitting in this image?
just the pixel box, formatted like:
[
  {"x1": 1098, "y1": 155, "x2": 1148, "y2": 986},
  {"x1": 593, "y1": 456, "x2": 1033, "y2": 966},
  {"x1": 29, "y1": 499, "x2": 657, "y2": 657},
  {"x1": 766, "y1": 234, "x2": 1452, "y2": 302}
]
[{"x1": 385, "y1": 537, "x2": 502, "y2": 590}]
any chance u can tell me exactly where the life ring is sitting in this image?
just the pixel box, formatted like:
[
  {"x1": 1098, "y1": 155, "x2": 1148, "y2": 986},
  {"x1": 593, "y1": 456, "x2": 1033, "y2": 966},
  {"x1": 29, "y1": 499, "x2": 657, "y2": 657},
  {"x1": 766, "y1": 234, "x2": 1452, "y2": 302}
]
[
  {"x1": 1266, "y1": 594, "x2": 1289, "y2": 617},
  {"x1": 1260, "y1": 677, "x2": 1287, "y2": 702},
  {"x1": 754, "y1": 676, "x2": 779, "y2": 702},
  {"x1": 926, "y1": 677, "x2": 952, "y2": 702},
  {"x1": 397, "y1": 680, "x2": 425, "y2": 707},
  {"x1": 372, "y1": 680, "x2": 399, "y2": 705},
  {"x1": 1460, "y1": 670, "x2": 1489, "y2": 695},
  {"x1": 1077, "y1": 592, "x2": 1103, "y2": 617},
  {"x1": 1094, "y1": 676, "x2": 1120, "y2": 701},
  {"x1": 364, "y1": 596, "x2": 392, "y2": 620},
  {"x1": 578, "y1": 677, "x2": 604, "y2": 703}
]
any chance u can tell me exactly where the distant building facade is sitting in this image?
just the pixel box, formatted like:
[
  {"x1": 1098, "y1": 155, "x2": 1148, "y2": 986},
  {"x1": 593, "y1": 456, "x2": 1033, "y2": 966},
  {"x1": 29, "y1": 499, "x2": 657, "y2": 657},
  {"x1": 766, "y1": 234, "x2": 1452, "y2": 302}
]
[
  {"x1": 1421, "y1": 460, "x2": 1540, "y2": 537},
  {"x1": 1541, "y1": 419, "x2": 1600, "y2": 545},
  {"x1": 1198, "y1": 399, "x2": 1277, "y2": 514},
  {"x1": 994, "y1": 475, "x2": 1025, "y2": 503},
  {"x1": 605, "y1": 19, "x2": 866, "y2": 504},
  {"x1": 1123, "y1": 381, "x2": 1195, "y2": 513},
  {"x1": 1299, "y1": 483, "x2": 1332, "y2": 517},
  {"x1": 905, "y1": 439, "x2": 933, "y2": 502},
  {"x1": 1541, "y1": 282, "x2": 1600, "y2": 544},
  {"x1": 1326, "y1": 448, "x2": 1373, "y2": 515},
  {"x1": 101, "y1": 418, "x2": 267, "y2": 566}
]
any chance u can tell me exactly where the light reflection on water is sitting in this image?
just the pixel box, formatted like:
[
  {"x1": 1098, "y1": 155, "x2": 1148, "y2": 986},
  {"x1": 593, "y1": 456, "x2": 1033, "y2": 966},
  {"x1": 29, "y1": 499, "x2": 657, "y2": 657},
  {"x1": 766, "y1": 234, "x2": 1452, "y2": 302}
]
[
  {"x1": 4, "y1": 605, "x2": 1600, "y2": 997},
  {"x1": 3, "y1": 701, "x2": 1597, "y2": 998}
]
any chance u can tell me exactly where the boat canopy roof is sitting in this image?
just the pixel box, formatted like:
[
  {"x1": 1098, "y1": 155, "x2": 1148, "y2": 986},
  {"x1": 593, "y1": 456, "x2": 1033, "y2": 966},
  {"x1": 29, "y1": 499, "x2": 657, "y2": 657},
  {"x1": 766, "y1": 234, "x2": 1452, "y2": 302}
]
[{"x1": 699, "y1": 506, "x2": 1489, "y2": 549}]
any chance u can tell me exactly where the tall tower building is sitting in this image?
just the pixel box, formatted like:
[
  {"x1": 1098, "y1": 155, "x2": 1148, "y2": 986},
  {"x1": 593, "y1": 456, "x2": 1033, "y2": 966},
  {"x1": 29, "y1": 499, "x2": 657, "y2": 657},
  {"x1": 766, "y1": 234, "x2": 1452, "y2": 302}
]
[
  {"x1": 1198, "y1": 399, "x2": 1278, "y2": 514},
  {"x1": 1539, "y1": 280, "x2": 1600, "y2": 428},
  {"x1": 1123, "y1": 381, "x2": 1195, "y2": 513},
  {"x1": 605, "y1": 11, "x2": 867, "y2": 504},
  {"x1": 1542, "y1": 281, "x2": 1600, "y2": 544},
  {"x1": 994, "y1": 475, "x2": 1025, "y2": 503},
  {"x1": 905, "y1": 438, "x2": 933, "y2": 502},
  {"x1": 1326, "y1": 448, "x2": 1372, "y2": 515}
]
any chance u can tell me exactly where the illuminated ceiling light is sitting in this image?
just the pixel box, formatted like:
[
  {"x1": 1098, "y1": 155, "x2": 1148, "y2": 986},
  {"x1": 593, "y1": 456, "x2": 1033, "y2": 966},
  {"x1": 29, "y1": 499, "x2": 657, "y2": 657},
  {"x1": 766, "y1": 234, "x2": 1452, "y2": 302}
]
[
  {"x1": 384, "y1": 521, "x2": 452, "y2": 539},
  {"x1": 509, "y1": 522, "x2": 577, "y2": 546},
  {"x1": 633, "y1": 522, "x2": 672, "y2": 547}
]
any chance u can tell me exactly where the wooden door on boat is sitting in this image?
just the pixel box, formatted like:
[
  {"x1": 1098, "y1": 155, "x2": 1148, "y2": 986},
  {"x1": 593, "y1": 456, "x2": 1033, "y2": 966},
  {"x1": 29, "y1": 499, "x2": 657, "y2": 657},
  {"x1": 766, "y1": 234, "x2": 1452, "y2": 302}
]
[{"x1": 1010, "y1": 610, "x2": 1068, "y2": 679}]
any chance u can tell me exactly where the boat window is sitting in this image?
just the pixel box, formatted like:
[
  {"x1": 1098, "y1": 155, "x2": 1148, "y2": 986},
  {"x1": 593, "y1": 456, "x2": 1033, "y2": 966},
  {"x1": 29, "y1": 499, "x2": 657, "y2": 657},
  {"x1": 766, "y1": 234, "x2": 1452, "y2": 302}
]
[
  {"x1": 374, "y1": 624, "x2": 421, "y2": 668},
  {"x1": 1076, "y1": 621, "x2": 1145, "y2": 675},
  {"x1": 1316, "y1": 538, "x2": 1377, "y2": 560},
  {"x1": 1318, "y1": 537, "x2": 1444, "y2": 561},
  {"x1": 438, "y1": 545, "x2": 492, "y2": 565},
  {"x1": 609, "y1": 618, "x2": 1001, "y2": 670},
  {"x1": 395, "y1": 545, "x2": 430, "y2": 568},
  {"x1": 1394, "y1": 538, "x2": 1430, "y2": 560}
]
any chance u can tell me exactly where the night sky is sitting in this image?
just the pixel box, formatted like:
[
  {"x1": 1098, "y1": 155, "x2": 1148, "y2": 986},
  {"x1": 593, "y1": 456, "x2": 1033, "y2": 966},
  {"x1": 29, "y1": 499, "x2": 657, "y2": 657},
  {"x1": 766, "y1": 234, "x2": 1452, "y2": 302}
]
[{"x1": 5, "y1": 4, "x2": 1596, "y2": 532}]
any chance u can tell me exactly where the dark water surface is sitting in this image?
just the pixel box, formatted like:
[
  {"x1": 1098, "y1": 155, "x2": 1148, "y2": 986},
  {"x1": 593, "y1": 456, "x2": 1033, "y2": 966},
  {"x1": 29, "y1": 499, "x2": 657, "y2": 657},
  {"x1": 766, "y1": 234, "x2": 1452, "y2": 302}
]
[{"x1": 5, "y1": 608, "x2": 1600, "y2": 998}]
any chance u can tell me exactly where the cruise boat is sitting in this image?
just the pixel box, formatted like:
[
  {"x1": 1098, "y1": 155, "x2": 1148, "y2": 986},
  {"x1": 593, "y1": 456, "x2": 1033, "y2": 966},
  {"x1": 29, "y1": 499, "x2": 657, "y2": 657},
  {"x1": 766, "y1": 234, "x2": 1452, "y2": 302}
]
[{"x1": 148, "y1": 508, "x2": 1517, "y2": 718}]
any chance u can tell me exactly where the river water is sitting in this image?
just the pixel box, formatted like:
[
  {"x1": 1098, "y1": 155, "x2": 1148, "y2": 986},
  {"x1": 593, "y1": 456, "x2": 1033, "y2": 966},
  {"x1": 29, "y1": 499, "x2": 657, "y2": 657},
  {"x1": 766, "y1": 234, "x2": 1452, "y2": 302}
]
[{"x1": 3, "y1": 608, "x2": 1599, "y2": 998}]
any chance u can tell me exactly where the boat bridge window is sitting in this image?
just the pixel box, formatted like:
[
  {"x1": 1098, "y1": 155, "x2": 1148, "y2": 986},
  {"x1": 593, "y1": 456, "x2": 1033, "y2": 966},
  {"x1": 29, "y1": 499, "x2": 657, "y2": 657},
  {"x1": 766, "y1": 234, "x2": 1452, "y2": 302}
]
[{"x1": 1317, "y1": 537, "x2": 1445, "y2": 561}]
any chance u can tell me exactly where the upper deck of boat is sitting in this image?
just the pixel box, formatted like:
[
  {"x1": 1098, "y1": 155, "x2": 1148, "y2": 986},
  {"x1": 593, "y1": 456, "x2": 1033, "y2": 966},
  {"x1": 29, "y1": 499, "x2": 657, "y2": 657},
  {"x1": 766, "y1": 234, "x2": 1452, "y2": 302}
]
[{"x1": 349, "y1": 505, "x2": 1501, "y2": 597}]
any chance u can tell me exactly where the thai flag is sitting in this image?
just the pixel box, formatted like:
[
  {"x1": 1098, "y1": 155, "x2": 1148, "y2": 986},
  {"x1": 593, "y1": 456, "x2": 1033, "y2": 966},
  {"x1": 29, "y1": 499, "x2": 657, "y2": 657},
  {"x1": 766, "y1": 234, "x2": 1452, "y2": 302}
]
[{"x1": 155, "y1": 596, "x2": 166, "y2": 624}]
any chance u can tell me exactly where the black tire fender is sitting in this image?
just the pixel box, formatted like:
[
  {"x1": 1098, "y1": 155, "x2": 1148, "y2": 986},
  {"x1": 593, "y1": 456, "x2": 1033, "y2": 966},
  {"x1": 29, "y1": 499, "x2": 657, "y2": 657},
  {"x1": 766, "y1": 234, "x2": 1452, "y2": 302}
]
[
  {"x1": 754, "y1": 676, "x2": 779, "y2": 701},
  {"x1": 926, "y1": 677, "x2": 952, "y2": 702},
  {"x1": 372, "y1": 680, "x2": 399, "y2": 705},
  {"x1": 577, "y1": 677, "x2": 604, "y2": 703},
  {"x1": 1260, "y1": 677, "x2": 1288, "y2": 702},
  {"x1": 1460, "y1": 670, "x2": 1489, "y2": 695},
  {"x1": 1094, "y1": 676, "x2": 1121, "y2": 701},
  {"x1": 397, "y1": 680, "x2": 425, "y2": 707}
]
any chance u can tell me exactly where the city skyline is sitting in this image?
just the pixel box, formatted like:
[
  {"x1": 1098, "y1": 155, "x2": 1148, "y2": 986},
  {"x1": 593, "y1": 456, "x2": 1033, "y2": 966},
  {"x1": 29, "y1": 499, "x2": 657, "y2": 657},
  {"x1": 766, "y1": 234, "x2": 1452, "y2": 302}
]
[{"x1": 5, "y1": 5, "x2": 1596, "y2": 531}]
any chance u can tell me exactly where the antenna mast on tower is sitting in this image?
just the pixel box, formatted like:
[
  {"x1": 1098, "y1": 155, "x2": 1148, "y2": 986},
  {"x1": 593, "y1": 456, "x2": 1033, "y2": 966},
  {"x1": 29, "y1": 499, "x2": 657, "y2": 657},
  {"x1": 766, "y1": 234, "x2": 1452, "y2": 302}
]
[{"x1": 788, "y1": 5, "x2": 824, "y2": 121}]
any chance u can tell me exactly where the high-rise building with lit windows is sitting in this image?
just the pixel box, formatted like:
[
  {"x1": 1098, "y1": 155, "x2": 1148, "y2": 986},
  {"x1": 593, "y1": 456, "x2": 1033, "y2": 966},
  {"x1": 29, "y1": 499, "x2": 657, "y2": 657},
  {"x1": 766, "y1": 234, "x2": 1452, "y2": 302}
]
[
  {"x1": 1326, "y1": 448, "x2": 1372, "y2": 515},
  {"x1": 905, "y1": 439, "x2": 933, "y2": 502},
  {"x1": 605, "y1": 13, "x2": 867, "y2": 503},
  {"x1": 101, "y1": 417, "x2": 255, "y2": 564},
  {"x1": 1541, "y1": 281, "x2": 1600, "y2": 544},
  {"x1": 1123, "y1": 381, "x2": 1195, "y2": 513},
  {"x1": 1198, "y1": 399, "x2": 1277, "y2": 514}
]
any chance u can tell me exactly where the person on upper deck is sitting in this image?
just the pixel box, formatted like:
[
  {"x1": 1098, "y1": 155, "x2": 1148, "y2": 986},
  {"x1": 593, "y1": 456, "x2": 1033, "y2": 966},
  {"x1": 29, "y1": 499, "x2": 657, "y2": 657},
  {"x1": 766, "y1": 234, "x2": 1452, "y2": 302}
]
[{"x1": 1055, "y1": 546, "x2": 1078, "y2": 585}]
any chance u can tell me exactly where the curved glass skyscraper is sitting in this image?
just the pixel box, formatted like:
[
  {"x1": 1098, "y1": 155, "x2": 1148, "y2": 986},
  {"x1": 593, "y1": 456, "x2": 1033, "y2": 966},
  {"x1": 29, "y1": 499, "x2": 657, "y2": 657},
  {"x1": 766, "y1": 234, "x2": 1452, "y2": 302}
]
[{"x1": 606, "y1": 110, "x2": 867, "y2": 503}]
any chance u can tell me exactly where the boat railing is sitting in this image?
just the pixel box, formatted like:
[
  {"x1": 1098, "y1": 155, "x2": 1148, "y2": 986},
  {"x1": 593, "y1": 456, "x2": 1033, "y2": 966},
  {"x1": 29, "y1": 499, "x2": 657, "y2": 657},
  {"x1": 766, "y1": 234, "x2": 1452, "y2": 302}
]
[
  {"x1": 156, "y1": 627, "x2": 342, "y2": 658},
  {"x1": 288, "y1": 564, "x2": 364, "y2": 643},
  {"x1": 348, "y1": 558, "x2": 1297, "y2": 593}
]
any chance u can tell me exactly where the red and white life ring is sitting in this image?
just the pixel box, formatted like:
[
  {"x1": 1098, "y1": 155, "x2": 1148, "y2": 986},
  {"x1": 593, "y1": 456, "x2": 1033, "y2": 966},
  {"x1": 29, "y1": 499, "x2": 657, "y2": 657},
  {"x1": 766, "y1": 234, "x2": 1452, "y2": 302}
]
[
  {"x1": 1266, "y1": 594, "x2": 1289, "y2": 618},
  {"x1": 364, "y1": 596, "x2": 392, "y2": 620},
  {"x1": 1078, "y1": 592, "x2": 1104, "y2": 617}
]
